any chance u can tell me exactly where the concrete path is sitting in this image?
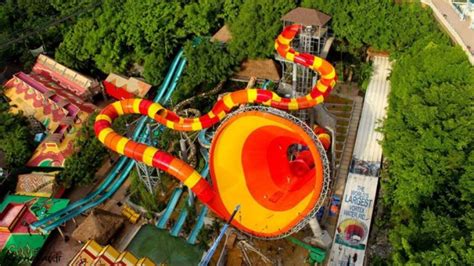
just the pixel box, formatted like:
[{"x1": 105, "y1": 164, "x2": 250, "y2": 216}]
[{"x1": 425, "y1": 0, "x2": 474, "y2": 64}]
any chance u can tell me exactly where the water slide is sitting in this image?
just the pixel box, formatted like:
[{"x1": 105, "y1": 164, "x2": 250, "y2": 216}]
[
  {"x1": 319, "y1": 36, "x2": 334, "y2": 59},
  {"x1": 197, "y1": 129, "x2": 212, "y2": 149},
  {"x1": 160, "y1": 147, "x2": 209, "y2": 234},
  {"x1": 170, "y1": 164, "x2": 209, "y2": 237},
  {"x1": 94, "y1": 24, "x2": 337, "y2": 239},
  {"x1": 187, "y1": 148, "x2": 210, "y2": 244},
  {"x1": 30, "y1": 50, "x2": 186, "y2": 233},
  {"x1": 198, "y1": 205, "x2": 240, "y2": 266},
  {"x1": 156, "y1": 187, "x2": 183, "y2": 229},
  {"x1": 187, "y1": 203, "x2": 208, "y2": 244},
  {"x1": 262, "y1": 80, "x2": 270, "y2": 89}
]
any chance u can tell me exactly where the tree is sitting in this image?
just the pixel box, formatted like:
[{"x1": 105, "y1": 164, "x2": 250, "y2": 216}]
[
  {"x1": 58, "y1": 113, "x2": 108, "y2": 187},
  {"x1": 301, "y1": 0, "x2": 445, "y2": 56},
  {"x1": 228, "y1": 0, "x2": 296, "y2": 59},
  {"x1": 55, "y1": 0, "x2": 129, "y2": 75},
  {"x1": 0, "y1": 0, "x2": 79, "y2": 65},
  {"x1": 176, "y1": 40, "x2": 237, "y2": 101},
  {"x1": 55, "y1": 0, "x2": 225, "y2": 85},
  {"x1": 381, "y1": 39, "x2": 474, "y2": 264},
  {"x1": 0, "y1": 92, "x2": 34, "y2": 169}
]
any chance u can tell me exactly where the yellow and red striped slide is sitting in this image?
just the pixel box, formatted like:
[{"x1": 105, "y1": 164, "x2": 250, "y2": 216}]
[{"x1": 94, "y1": 24, "x2": 336, "y2": 238}]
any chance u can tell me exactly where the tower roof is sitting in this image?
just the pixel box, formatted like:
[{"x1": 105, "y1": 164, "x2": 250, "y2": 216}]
[{"x1": 281, "y1": 7, "x2": 331, "y2": 27}]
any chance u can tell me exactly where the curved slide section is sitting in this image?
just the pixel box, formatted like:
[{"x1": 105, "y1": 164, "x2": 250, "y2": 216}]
[
  {"x1": 31, "y1": 50, "x2": 186, "y2": 233},
  {"x1": 94, "y1": 25, "x2": 336, "y2": 238}
]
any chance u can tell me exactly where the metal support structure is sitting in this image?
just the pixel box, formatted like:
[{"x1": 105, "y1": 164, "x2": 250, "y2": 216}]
[
  {"x1": 276, "y1": 23, "x2": 329, "y2": 124},
  {"x1": 306, "y1": 217, "x2": 332, "y2": 248},
  {"x1": 135, "y1": 122, "x2": 162, "y2": 195}
]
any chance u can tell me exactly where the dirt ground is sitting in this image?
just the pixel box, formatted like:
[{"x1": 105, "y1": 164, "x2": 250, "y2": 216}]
[{"x1": 210, "y1": 229, "x2": 317, "y2": 266}]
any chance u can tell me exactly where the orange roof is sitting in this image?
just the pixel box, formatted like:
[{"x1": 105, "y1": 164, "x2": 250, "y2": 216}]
[
  {"x1": 0, "y1": 203, "x2": 26, "y2": 229},
  {"x1": 211, "y1": 24, "x2": 232, "y2": 43},
  {"x1": 105, "y1": 73, "x2": 152, "y2": 98},
  {"x1": 233, "y1": 59, "x2": 281, "y2": 82}
]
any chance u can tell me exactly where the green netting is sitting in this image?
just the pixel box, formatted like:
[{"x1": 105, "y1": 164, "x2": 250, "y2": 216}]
[
  {"x1": 0, "y1": 194, "x2": 69, "y2": 260},
  {"x1": 0, "y1": 195, "x2": 69, "y2": 220},
  {"x1": 127, "y1": 225, "x2": 204, "y2": 265}
]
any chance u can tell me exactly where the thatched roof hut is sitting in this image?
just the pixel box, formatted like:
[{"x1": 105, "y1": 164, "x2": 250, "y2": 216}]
[
  {"x1": 72, "y1": 209, "x2": 125, "y2": 245},
  {"x1": 232, "y1": 59, "x2": 281, "y2": 82}
]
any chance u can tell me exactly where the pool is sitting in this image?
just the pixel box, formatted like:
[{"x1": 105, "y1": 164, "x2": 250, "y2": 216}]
[{"x1": 127, "y1": 224, "x2": 204, "y2": 265}]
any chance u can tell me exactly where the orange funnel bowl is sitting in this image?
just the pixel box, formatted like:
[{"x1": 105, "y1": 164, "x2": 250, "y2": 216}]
[{"x1": 208, "y1": 107, "x2": 329, "y2": 239}]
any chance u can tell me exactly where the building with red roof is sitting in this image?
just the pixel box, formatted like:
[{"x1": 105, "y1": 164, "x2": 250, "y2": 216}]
[{"x1": 3, "y1": 55, "x2": 98, "y2": 167}]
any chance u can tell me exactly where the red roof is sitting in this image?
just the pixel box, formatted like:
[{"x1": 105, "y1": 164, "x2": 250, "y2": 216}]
[{"x1": 0, "y1": 203, "x2": 26, "y2": 229}]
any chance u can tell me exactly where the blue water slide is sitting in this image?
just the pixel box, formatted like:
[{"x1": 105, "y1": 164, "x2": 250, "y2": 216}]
[
  {"x1": 30, "y1": 156, "x2": 127, "y2": 230},
  {"x1": 163, "y1": 58, "x2": 187, "y2": 104},
  {"x1": 198, "y1": 206, "x2": 240, "y2": 266},
  {"x1": 199, "y1": 223, "x2": 230, "y2": 266},
  {"x1": 40, "y1": 55, "x2": 186, "y2": 233},
  {"x1": 262, "y1": 79, "x2": 270, "y2": 89},
  {"x1": 170, "y1": 165, "x2": 209, "y2": 237},
  {"x1": 41, "y1": 132, "x2": 149, "y2": 232},
  {"x1": 156, "y1": 188, "x2": 183, "y2": 229},
  {"x1": 155, "y1": 49, "x2": 184, "y2": 102},
  {"x1": 132, "y1": 49, "x2": 184, "y2": 141},
  {"x1": 170, "y1": 206, "x2": 188, "y2": 237},
  {"x1": 41, "y1": 157, "x2": 137, "y2": 232},
  {"x1": 198, "y1": 129, "x2": 212, "y2": 149},
  {"x1": 31, "y1": 50, "x2": 185, "y2": 233},
  {"x1": 187, "y1": 150, "x2": 210, "y2": 244},
  {"x1": 187, "y1": 206, "x2": 208, "y2": 245}
]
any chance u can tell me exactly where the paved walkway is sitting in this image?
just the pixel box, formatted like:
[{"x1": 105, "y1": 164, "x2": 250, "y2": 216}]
[
  {"x1": 326, "y1": 56, "x2": 392, "y2": 266},
  {"x1": 424, "y1": 0, "x2": 474, "y2": 64}
]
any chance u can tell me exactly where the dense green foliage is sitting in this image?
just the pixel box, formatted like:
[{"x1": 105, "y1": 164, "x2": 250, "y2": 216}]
[
  {"x1": 1, "y1": 1, "x2": 472, "y2": 263},
  {"x1": 381, "y1": 39, "x2": 474, "y2": 264},
  {"x1": 56, "y1": 0, "x2": 224, "y2": 85},
  {"x1": 178, "y1": 40, "x2": 237, "y2": 101},
  {"x1": 302, "y1": 0, "x2": 445, "y2": 56},
  {"x1": 0, "y1": 97, "x2": 34, "y2": 170},
  {"x1": 0, "y1": 0, "x2": 95, "y2": 66},
  {"x1": 58, "y1": 113, "x2": 107, "y2": 188},
  {"x1": 228, "y1": 0, "x2": 296, "y2": 58},
  {"x1": 0, "y1": 0, "x2": 57, "y2": 63},
  {"x1": 297, "y1": 1, "x2": 473, "y2": 263}
]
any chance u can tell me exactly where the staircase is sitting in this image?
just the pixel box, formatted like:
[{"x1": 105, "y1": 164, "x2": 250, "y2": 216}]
[{"x1": 324, "y1": 95, "x2": 363, "y2": 195}]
